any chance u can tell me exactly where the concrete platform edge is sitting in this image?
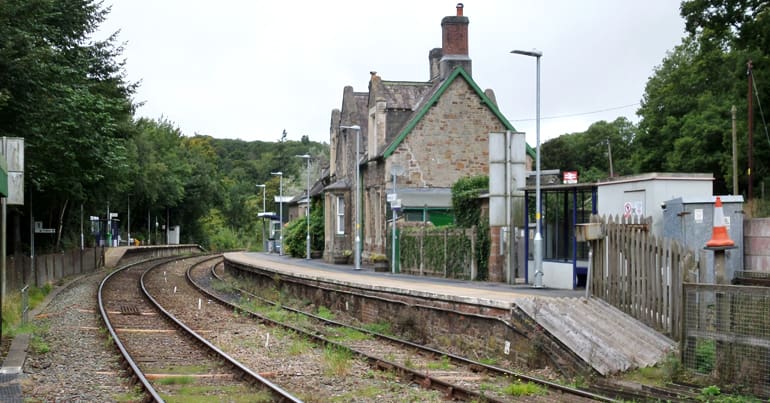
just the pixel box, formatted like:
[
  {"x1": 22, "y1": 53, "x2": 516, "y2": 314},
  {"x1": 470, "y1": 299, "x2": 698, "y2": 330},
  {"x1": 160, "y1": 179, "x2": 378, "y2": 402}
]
[{"x1": 224, "y1": 253, "x2": 518, "y2": 311}]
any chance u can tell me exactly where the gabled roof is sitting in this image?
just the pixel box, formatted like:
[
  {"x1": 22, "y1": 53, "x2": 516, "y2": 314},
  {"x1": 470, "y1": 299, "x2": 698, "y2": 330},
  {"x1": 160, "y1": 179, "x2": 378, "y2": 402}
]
[{"x1": 381, "y1": 66, "x2": 536, "y2": 160}]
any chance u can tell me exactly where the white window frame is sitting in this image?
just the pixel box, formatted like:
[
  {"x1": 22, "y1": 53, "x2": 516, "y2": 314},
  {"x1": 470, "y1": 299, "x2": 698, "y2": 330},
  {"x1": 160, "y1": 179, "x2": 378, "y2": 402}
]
[{"x1": 336, "y1": 195, "x2": 345, "y2": 235}]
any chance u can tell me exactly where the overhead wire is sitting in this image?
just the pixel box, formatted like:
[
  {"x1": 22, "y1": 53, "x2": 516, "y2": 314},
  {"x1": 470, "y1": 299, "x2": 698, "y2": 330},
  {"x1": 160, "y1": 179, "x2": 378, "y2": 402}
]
[
  {"x1": 509, "y1": 103, "x2": 639, "y2": 122},
  {"x1": 750, "y1": 69, "x2": 770, "y2": 150}
]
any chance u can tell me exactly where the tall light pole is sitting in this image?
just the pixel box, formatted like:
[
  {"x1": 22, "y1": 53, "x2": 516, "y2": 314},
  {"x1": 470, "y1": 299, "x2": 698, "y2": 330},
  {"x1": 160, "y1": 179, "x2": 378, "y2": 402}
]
[
  {"x1": 512, "y1": 48, "x2": 544, "y2": 288},
  {"x1": 340, "y1": 125, "x2": 361, "y2": 270},
  {"x1": 296, "y1": 154, "x2": 312, "y2": 260},
  {"x1": 390, "y1": 164, "x2": 404, "y2": 274},
  {"x1": 271, "y1": 171, "x2": 283, "y2": 255}
]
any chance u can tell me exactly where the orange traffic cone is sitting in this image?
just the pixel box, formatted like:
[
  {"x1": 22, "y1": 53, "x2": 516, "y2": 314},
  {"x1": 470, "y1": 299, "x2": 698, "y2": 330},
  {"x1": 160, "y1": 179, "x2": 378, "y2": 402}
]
[{"x1": 706, "y1": 196, "x2": 735, "y2": 247}]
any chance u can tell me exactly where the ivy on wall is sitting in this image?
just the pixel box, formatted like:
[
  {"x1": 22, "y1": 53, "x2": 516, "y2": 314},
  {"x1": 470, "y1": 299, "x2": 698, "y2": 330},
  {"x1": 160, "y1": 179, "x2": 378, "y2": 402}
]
[
  {"x1": 451, "y1": 175, "x2": 489, "y2": 280},
  {"x1": 398, "y1": 225, "x2": 475, "y2": 279},
  {"x1": 396, "y1": 175, "x2": 490, "y2": 280}
]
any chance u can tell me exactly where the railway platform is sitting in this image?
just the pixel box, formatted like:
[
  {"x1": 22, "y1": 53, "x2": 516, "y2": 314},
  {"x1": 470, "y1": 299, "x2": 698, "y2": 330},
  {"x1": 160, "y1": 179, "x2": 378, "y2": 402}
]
[{"x1": 225, "y1": 251, "x2": 678, "y2": 376}]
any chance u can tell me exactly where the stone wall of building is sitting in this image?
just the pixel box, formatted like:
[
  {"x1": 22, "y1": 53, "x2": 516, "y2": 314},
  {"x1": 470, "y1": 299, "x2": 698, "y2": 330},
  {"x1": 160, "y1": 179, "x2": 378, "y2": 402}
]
[{"x1": 387, "y1": 78, "x2": 504, "y2": 188}]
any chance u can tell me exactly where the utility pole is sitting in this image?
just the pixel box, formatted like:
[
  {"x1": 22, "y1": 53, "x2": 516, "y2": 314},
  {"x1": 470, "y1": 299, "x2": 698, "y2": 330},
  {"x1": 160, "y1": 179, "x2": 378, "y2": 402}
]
[
  {"x1": 732, "y1": 105, "x2": 738, "y2": 195},
  {"x1": 747, "y1": 60, "x2": 754, "y2": 201},
  {"x1": 607, "y1": 138, "x2": 614, "y2": 178}
]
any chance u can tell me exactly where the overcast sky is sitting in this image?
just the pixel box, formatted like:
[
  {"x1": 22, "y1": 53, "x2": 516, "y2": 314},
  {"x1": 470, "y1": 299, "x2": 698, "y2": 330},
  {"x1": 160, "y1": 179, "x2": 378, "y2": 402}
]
[{"x1": 96, "y1": 1, "x2": 685, "y2": 147}]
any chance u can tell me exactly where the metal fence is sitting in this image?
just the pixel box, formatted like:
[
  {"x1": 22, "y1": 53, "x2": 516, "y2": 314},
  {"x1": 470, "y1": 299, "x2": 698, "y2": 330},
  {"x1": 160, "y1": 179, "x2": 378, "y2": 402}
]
[
  {"x1": 397, "y1": 225, "x2": 477, "y2": 280},
  {"x1": 681, "y1": 283, "x2": 770, "y2": 398}
]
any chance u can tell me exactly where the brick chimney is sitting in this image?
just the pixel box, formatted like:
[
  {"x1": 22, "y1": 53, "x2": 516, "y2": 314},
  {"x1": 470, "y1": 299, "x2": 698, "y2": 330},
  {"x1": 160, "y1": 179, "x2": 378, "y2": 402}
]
[{"x1": 439, "y1": 3, "x2": 471, "y2": 80}]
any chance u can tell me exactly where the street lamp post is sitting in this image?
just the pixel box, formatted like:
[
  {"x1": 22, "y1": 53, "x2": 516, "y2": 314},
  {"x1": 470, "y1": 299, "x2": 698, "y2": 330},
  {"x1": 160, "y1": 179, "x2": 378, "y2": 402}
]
[
  {"x1": 512, "y1": 48, "x2": 544, "y2": 288},
  {"x1": 340, "y1": 125, "x2": 361, "y2": 270},
  {"x1": 390, "y1": 164, "x2": 404, "y2": 274},
  {"x1": 256, "y1": 184, "x2": 266, "y2": 252},
  {"x1": 296, "y1": 154, "x2": 312, "y2": 260},
  {"x1": 271, "y1": 171, "x2": 283, "y2": 255}
]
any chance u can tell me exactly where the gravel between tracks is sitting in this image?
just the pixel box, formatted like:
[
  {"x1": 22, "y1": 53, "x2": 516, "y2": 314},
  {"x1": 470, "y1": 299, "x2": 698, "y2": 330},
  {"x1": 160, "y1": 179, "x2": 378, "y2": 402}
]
[{"x1": 20, "y1": 270, "x2": 136, "y2": 402}]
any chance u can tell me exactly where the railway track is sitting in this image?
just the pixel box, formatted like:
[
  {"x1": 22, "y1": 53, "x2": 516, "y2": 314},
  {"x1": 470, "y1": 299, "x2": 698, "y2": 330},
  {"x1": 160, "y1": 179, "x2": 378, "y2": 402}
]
[
  {"x1": 98, "y1": 255, "x2": 299, "y2": 402},
  {"x1": 143, "y1": 255, "x2": 456, "y2": 401},
  {"x1": 213, "y1": 259, "x2": 712, "y2": 403},
  {"x1": 98, "y1": 254, "x2": 705, "y2": 402},
  {"x1": 194, "y1": 259, "x2": 608, "y2": 402}
]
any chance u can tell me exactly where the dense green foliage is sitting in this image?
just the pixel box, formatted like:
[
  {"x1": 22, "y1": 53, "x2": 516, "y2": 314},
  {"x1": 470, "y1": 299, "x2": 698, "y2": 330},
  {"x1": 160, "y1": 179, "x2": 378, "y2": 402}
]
[
  {"x1": 541, "y1": 118, "x2": 636, "y2": 183},
  {"x1": 451, "y1": 175, "x2": 488, "y2": 228},
  {"x1": 450, "y1": 175, "x2": 489, "y2": 279},
  {"x1": 0, "y1": 0, "x2": 136, "y2": 250},
  {"x1": 0, "y1": 1, "x2": 328, "y2": 253},
  {"x1": 399, "y1": 226, "x2": 475, "y2": 279},
  {"x1": 283, "y1": 199, "x2": 324, "y2": 258}
]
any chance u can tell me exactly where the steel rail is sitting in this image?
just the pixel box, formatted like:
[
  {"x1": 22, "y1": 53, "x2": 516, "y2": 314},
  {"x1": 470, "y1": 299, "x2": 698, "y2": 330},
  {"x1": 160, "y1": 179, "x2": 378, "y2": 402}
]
[
  {"x1": 194, "y1": 260, "x2": 527, "y2": 402},
  {"x1": 98, "y1": 257, "x2": 179, "y2": 403},
  {"x1": 212, "y1": 260, "x2": 619, "y2": 402},
  {"x1": 141, "y1": 255, "x2": 302, "y2": 403}
]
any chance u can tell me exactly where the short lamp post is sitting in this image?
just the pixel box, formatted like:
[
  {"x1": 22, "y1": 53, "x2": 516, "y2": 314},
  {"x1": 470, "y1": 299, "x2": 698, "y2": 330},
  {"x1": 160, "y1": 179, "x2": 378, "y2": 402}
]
[
  {"x1": 512, "y1": 48, "x2": 544, "y2": 288},
  {"x1": 296, "y1": 154, "x2": 312, "y2": 260},
  {"x1": 256, "y1": 184, "x2": 266, "y2": 252},
  {"x1": 127, "y1": 195, "x2": 131, "y2": 246},
  {"x1": 340, "y1": 124, "x2": 361, "y2": 270},
  {"x1": 270, "y1": 171, "x2": 283, "y2": 256}
]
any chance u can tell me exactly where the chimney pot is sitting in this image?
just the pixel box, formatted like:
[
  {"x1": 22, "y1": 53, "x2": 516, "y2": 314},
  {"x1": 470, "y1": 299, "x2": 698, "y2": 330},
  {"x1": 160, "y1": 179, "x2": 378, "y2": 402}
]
[{"x1": 456, "y1": 3, "x2": 463, "y2": 16}]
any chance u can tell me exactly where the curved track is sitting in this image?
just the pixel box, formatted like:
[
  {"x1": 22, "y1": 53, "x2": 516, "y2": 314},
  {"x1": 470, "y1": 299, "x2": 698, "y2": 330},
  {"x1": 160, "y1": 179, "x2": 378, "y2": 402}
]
[{"x1": 98, "y1": 255, "x2": 300, "y2": 402}]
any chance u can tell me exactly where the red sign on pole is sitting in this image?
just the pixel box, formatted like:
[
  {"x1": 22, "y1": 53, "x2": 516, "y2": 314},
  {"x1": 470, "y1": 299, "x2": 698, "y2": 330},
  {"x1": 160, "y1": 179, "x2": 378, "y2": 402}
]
[{"x1": 563, "y1": 171, "x2": 578, "y2": 184}]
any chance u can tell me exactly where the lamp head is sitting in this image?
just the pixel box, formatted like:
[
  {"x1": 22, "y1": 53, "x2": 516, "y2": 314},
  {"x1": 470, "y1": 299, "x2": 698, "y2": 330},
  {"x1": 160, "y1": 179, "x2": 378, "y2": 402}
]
[
  {"x1": 270, "y1": 171, "x2": 282, "y2": 176},
  {"x1": 511, "y1": 49, "x2": 542, "y2": 58},
  {"x1": 340, "y1": 125, "x2": 361, "y2": 131}
]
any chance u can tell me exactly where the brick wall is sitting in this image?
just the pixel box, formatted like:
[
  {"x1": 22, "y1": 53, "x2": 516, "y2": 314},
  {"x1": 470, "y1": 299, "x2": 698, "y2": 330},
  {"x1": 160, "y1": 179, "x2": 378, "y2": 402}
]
[{"x1": 745, "y1": 218, "x2": 770, "y2": 272}]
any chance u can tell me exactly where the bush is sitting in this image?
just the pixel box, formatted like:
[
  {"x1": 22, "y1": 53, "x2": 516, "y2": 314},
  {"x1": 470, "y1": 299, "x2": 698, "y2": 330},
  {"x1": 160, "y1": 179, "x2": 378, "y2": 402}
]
[
  {"x1": 283, "y1": 217, "x2": 307, "y2": 257},
  {"x1": 284, "y1": 199, "x2": 324, "y2": 257},
  {"x1": 207, "y1": 227, "x2": 242, "y2": 251}
]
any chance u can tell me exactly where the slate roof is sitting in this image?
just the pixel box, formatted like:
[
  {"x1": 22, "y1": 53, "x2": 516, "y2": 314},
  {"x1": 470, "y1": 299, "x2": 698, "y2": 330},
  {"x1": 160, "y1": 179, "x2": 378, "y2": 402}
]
[
  {"x1": 324, "y1": 178, "x2": 351, "y2": 191},
  {"x1": 378, "y1": 81, "x2": 435, "y2": 110}
]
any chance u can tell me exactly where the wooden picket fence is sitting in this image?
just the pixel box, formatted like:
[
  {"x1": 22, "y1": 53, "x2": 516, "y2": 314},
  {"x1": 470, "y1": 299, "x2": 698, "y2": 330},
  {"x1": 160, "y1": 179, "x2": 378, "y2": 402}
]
[{"x1": 588, "y1": 214, "x2": 699, "y2": 341}]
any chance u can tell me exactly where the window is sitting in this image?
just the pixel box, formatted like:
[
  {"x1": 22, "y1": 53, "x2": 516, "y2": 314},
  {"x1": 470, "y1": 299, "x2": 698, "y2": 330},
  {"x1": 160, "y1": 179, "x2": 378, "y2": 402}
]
[{"x1": 336, "y1": 196, "x2": 345, "y2": 234}]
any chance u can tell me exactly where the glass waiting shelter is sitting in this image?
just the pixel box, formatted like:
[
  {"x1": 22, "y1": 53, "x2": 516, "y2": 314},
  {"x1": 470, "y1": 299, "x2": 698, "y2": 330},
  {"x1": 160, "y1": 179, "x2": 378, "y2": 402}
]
[{"x1": 522, "y1": 182, "x2": 597, "y2": 289}]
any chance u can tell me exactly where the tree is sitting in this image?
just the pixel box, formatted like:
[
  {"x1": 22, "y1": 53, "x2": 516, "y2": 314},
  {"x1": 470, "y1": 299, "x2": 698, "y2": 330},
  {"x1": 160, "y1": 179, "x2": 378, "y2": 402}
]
[
  {"x1": 633, "y1": 1, "x2": 770, "y2": 195},
  {"x1": 542, "y1": 118, "x2": 636, "y2": 183},
  {"x1": 0, "y1": 0, "x2": 136, "y2": 250}
]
